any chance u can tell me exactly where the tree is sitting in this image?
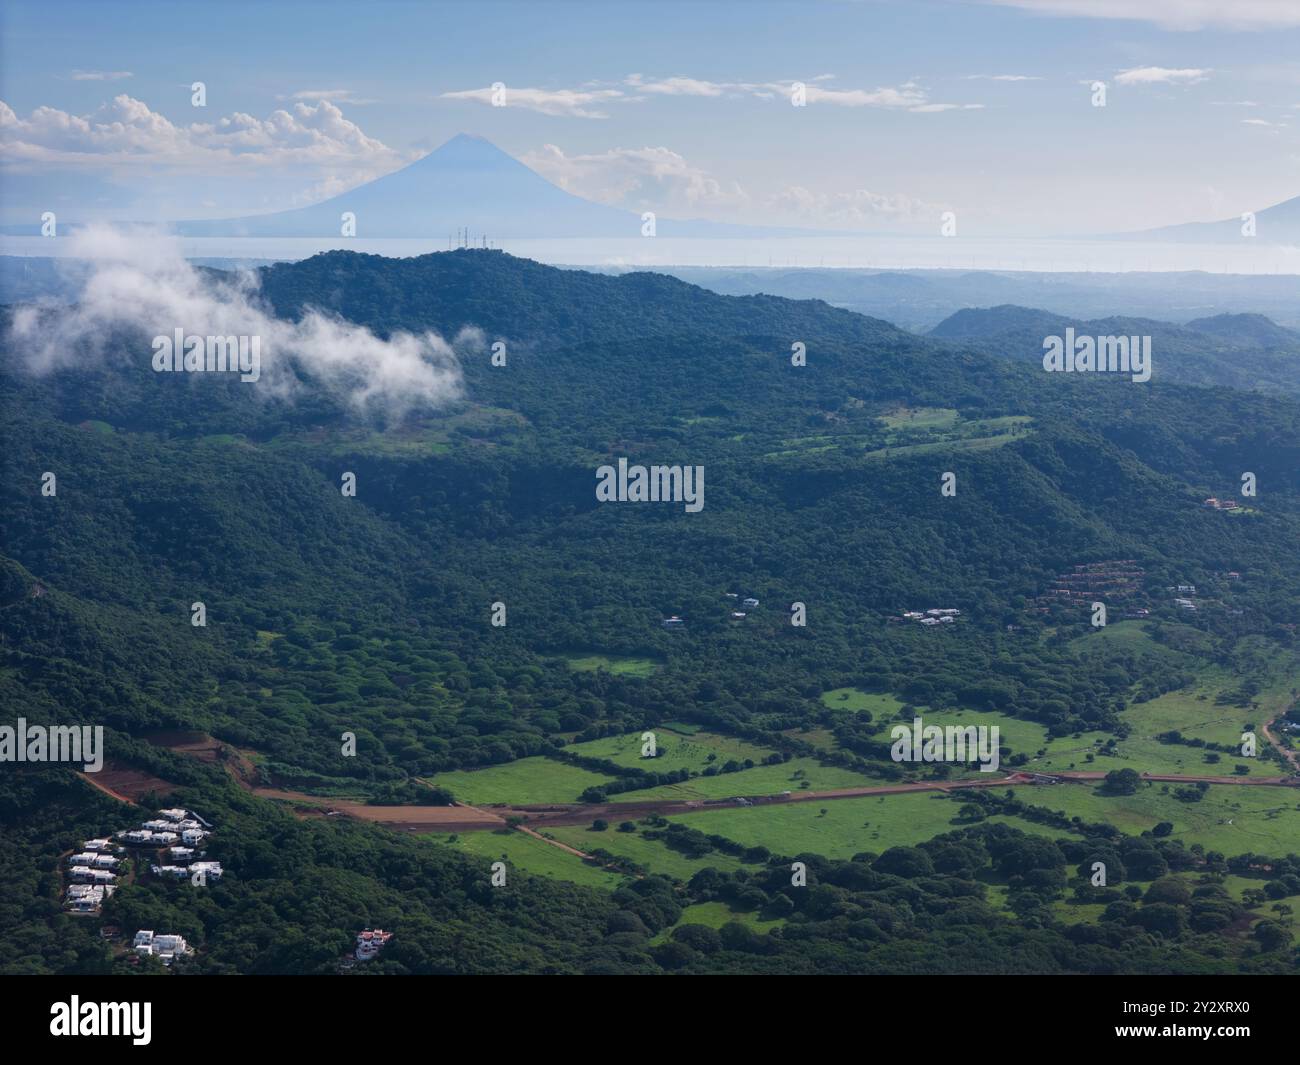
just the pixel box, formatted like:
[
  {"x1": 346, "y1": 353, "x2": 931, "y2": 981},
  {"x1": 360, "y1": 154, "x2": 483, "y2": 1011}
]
[
  {"x1": 1102, "y1": 768, "x2": 1142, "y2": 795},
  {"x1": 1253, "y1": 920, "x2": 1291, "y2": 952}
]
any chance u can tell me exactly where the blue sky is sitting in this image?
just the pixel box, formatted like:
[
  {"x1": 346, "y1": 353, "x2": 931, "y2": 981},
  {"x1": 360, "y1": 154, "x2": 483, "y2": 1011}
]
[{"x1": 2, "y1": 0, "x2": 1299, "y2": 235}]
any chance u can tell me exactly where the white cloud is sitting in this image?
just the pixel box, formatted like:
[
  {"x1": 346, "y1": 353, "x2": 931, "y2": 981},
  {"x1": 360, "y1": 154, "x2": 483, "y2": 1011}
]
[
  {"x1": 624, "y1": 75, "x2": 727, "y2": 97},
  {"x1": 1114, "y1": 67, "x2": 1211, "y2": 85},
  {"x1": 909, "y1": 103, "x2": 986, "y2": 112},
  {"x1": 0, "y1": 95, "x2": 403, "y2": 175},
  {"x1": 977, "y1": 0, "x2": 1300, "y2": 31},
  {"x1": 7, "y1": 226, "x2": 466, "y2": 420},
  {"x1": 522, "y1": 143, "x2": 748, "y2": 212},
  {"x1": 441, "y1": 76, "x2": 981, "y2": 116},
  {"x1": 286, "y1": 89, "x2": 379, "y2": 105},
  {"x1": 523, "y1": 140, "x2": 938, "y2": 231},
  {"x1": 70, "y1": 70, "x2": 133, "y2": 81},
  {"x1": 440, "y1": 86, "x2": 622, "y2": 118}
]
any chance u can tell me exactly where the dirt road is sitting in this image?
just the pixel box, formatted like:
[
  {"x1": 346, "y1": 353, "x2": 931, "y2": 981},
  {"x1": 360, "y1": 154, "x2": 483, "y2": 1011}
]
[{"x1": 1262, "y1": 704, "x2": 1300, "y2": 774}]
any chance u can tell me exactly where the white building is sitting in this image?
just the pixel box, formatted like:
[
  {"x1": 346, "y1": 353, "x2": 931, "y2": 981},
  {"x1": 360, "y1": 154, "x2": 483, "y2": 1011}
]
[
  {"x1": 158, "y1": 809, "x2": 189, "y2": 822},
  {"x1": 190, "y1": 861, "x2": 223, "y2": 882},
  {"x1": 180, "y1": 829, "x2": 207, "y2": 846},
  {"x1": 64, "y1": 884, "x2": 114, "y2": 912},
  {"x1": 133, "y1": 930, "x2": 191, "y2": 963},
  {"x1": 82, "y1": 839, "x2": 114, "y2": 852},
  {"x1": 118, "y1": 830, "x2": 152, "y2": 844}
]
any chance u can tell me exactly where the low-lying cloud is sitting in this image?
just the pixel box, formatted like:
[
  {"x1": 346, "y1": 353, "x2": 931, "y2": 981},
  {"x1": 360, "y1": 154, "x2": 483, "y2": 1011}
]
[{"x1": 8, "y1": 226, "x2": 468, "y2": 419}]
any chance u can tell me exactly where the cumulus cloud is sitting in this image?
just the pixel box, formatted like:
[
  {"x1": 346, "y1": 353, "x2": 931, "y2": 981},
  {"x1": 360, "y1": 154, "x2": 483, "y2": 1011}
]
[
  {"x1": 1114, "y1": 67, "x2": 1211, "y2": 85},
  {"x1": 8, "y1": 226, "x2": 465, "y2": 420},
  {"x1": 0, "y1": 95, "x2": 402, "y2": 173},
  {"x1": 522, "y1": 143, "x2": 748, "y2": 212},
  {"x1": 523, "y1": 141, "x2": 936, "y2": 229}
]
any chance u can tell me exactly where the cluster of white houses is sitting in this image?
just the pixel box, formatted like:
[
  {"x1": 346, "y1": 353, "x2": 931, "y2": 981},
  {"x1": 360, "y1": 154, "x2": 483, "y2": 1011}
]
[
  {"x1": 151, "y1": 860, "x2": 223, "y2": 883},
  {"x1": 724, "y1": 592, "x2": 761, "y2": 621},
  {"x1": 65, "y1": 839, "x2": 125, "y2": 912},
  {"x1": 894, "y1": 608, "x2": 961, "y2": 626},
  {"x1": 116, "y1": 808, "x2": 211, "y2": 849},
  {"x1": 64, "y1": 808, "x2": 216, "y2": 914}
]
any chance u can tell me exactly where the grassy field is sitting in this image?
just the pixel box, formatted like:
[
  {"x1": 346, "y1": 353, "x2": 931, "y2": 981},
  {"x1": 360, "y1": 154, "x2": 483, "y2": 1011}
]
[
  {"x1": 612, "y1": 756, "x2": 879, "y2": 802},
  {"x1": 877, "y1": 406, "x2": 960, "y2": 431},
  {"x1": 862, "y1": 432, "x2": 1025, "y2": 461},
  {"x1": 565, "y1": 729, "x2": 775, "y2": 772},
  {"x1": 430, "y1": 756, "x2": 615, "y2": 805},
  {"x1": 897, "y1": 707, "x2": 1051, "y2": 763},
  {"x1": 665, "y1": 791, "x2": 1061, "y2": 859},
  {"x1": 823, "y1": 691, "x2": 1052, "y2": 773},
  {"x1": 783, "y1": 726, "x2": 839, "y2": 753},
  {"x1": 562, "y1": 653, "x2": 660, "y2": 677},
  {"x1": 659, "y1": 780, "x2": 1300, "y2": 864},
  {"x1": 649, "y1": 901, "x2": 787, "y2": 944},
  {"x1": 546, "y1": 824, "x2": 754, "y2": 880},
  {"x1": 820, "y1": 688, "x2": 906, "y2": 717},
  {"x1": 1032, "y1": 629, "x2": 1300, "y2": 779},
  {"x1": 1013, "y1": 782, "x2": 1300, "y2": 857},
  {"x1": 423, "y1": 829, "x2": 625, "y2": 890}
]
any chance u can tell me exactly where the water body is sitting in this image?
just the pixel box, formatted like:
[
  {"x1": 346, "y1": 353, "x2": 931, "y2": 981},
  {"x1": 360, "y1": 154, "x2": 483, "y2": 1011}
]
[{"x1": 4, "y1": 234, "x2": 1298, "y2": 274}]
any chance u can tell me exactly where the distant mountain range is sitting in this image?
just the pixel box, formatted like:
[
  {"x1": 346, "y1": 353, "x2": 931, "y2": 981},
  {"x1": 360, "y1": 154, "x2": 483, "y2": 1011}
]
[
  {"x1": 631, "y1": 267, "x2": 1300, "y2": 332},
  {"x1": 1123, "y1": 194, "x2": 1300, "y2": 245},
  {"x1": 1, "y1": 134, "x2": 815, "y2": 241},
  {"x1": 928, "y1": 303, "x2": 1300, "y2": 395}
]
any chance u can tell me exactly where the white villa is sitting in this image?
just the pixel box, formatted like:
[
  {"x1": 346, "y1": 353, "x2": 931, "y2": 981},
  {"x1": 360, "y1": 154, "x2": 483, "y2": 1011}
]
[
  {"x1": 133, "y1": 930, "x2": 192, "y2": 963},
  {"x1": 189, "y1": 861, "x2": 223, "y2": 882}
]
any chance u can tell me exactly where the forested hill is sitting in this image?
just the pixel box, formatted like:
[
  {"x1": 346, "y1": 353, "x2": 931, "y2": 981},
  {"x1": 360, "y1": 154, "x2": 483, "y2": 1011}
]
[
  {"x1": 2, "y1": 249, "x2": 1300, "y2": 974},
  {"x1": 258, "y1": 248, "x2": 915, "y2": 352},
  {"x1": 929, "y1": 303, "x2": 1300, "y2": 397}
]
